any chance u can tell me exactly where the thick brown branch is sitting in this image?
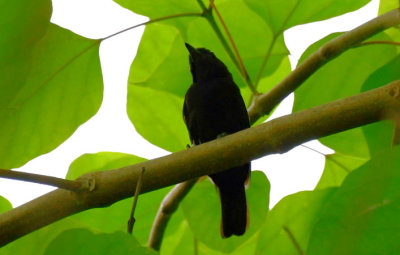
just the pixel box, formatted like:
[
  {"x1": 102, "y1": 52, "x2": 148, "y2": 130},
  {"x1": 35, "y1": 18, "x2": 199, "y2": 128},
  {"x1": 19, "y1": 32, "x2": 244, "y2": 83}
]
[
  {"x1": 248, "y1": 9, "x2": 400, "y2": 124},
  {"x1": 0, "y1": 169, "x2": 84, "y2": 192},
  {"x1": 0, "y1": 80, "x2": 399, "y2": 246},
  {"x1": 147, "y1": 178, "x2": 198, "y2": 250}
]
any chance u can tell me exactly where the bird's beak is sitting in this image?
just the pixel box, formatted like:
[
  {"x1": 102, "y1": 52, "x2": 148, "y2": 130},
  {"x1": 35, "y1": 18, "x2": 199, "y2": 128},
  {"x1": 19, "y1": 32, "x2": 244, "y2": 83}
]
[{"x1": 185, "y1": 43, "x2": 198, "y2": 57}]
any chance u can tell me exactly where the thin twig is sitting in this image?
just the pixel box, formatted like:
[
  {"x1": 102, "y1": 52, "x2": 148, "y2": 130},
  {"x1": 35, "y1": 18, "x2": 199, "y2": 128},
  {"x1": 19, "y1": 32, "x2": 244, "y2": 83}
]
[
  {"x1": 209, "y1": 0, "x2": 255, "y2": 93},
  {"x1": 148, "y1": 178, "x2": 198, "y2": 251},
  {"x1": 283, "y1": 226, "x2": 304, "y2": 255},
  {"x1": 128, "y1": 167, "x2": 145, "y2": 234},
  {"x1": 101, "y1": 12, "x2": 203, "y2": 41},
  {"x1": 248, "y1": 9, "x2": 400, "y2": 124},
  {"x1": 0, "y1": 169, "x2": 82, "y2": 192},
  {"x1": 356, "y1": 40, "x2": 400, "y2": 47}
]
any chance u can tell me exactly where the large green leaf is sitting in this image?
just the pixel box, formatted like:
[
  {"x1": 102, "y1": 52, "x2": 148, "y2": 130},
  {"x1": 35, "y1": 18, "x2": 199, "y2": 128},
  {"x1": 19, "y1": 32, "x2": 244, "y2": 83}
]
[
  {"x1": 361, "y1": 55, "x2": 400, "y2": 155},
  {"x1": 121, "y1": 0, "x2": 288, "y2": 95},
  {"x1": 66, "y1": 152, "x2": 172, "y2": 245},
  {"x1": 244, "y1": 0, "x2": 371, "y2": 34},
  {"x1": 379, "y1": 0, "x2": 399, "y2": 14},
  {"x1": 293, "y1": 32, "x2": 397, "y2": 158},
  {"x1": 307, "y1": 146, "x2": 400, "y2": 254},
  {"x1": 255, "y1": 189, "x2": 337, "y2": 255},
  {"x1": 0, "y1": 23, "x2": 103, "y2": 168},
  {"x1": 67, "y1": 152, "x2": 146, "y2": 179},
  {"x1": 43, "y1": 229, "x2": 156, "y2": 255},
  {"x1": 315, "y1": 153, "x2": 368, "y2": 189},
  {"x1": 182, "y1": 171, "x2": 270, "y2": 253},
  {"x1": 198, "y1": 230, "x2": 260, "y2": 255},
  {"x1": 1, "y1": 218, "x2": 85, "y2": 255},
  {"x1": 128, "y1": 23, "x2": 191, "y2": 97},
  {"x1": 0, "y1": 196, "x2": 12, "y2": 214},
  {"x1": 160, "y1": 220, "x2": 195, "y2": 255},
  {"x1": 127, "y1": 85, "x2": 189, "y2": 152},
  {"x1": 379, "y1": 0, "x2": 400, "y2": 53},
  {"x1": 123, "y1": 0, "x2": 288, "y2": 151},
  {"x1": 0, "y1": 0, "x2": 51, "y2": 63}
]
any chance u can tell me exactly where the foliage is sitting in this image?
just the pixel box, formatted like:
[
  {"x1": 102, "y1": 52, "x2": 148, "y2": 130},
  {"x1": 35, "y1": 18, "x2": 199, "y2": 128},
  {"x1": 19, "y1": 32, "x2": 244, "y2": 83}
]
[{"x1": 1, "y1": 0, "x2": 400, "y2": 254}]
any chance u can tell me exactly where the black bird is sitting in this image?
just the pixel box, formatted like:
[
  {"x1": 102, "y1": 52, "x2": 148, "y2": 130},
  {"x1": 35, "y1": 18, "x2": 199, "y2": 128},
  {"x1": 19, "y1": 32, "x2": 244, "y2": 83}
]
[{"x1": 182, "y1": 43, "x2": 250, "y2": 238}]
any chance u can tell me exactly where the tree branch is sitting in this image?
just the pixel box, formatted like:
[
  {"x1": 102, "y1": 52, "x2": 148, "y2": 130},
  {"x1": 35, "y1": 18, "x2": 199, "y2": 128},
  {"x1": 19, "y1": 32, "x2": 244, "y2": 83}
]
[
  {"x1": 147, "y1": 178, "x2": 198, "y2": 250},
  {"x1": 0, "y1": 169, "x2": 86, "y2": 192},
  {"x1": 0, "y1": 80, "x2": 399, "y2": 246},
  {"x1": 248, "y1": 8, "x2": 400, "y2": 124}
]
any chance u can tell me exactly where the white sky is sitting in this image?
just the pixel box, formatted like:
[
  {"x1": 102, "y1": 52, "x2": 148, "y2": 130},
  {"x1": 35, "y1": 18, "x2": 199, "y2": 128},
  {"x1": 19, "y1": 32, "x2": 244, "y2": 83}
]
[{"x1": 0, "y1": 0, "x2": 379, "y2": 208}]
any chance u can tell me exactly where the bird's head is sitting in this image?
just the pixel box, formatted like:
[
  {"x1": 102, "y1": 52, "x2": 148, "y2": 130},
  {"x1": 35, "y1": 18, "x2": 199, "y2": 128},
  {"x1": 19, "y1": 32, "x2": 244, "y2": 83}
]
[{"x1": 185, "y1": 43, "x2": 231, "y2": 83}]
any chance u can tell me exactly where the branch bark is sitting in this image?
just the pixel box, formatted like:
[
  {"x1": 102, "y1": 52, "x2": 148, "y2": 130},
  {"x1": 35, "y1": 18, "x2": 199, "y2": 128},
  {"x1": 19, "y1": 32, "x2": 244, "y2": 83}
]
[
  {"x1": 147, "y1": 178, "x2": 198, "y2": 250},
  {"x1": 0, "y1": 80, "x2": 399, "y2": 246},
  {"x1": 248, "y1": 8, "x2": 400, "y2": 124}
]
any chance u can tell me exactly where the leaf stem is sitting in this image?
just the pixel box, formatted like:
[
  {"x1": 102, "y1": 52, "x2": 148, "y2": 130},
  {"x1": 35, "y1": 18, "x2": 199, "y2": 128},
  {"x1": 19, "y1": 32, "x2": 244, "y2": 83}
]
[
  {"x1": 355, "y1": 40, "x2": 400, "y2": 47},
  {"x1": 101, "y1": 12, "x2": 203, "y2": 41},
  {"x1": 127, "y1": 167, "x2": 145, "y2": 234},
  {"x1": 283, "y1": 226, "x2": 304, "y2": 255},
  {"x1": 203, "y1": 5, "x2": 257, "y2": 94},
  {"x1": 209, "y1": 0, "x2": 255, "y2": 93}
]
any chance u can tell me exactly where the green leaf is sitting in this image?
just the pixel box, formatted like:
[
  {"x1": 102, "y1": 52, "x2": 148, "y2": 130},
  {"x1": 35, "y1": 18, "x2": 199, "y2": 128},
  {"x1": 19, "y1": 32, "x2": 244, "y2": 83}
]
[
  {"x1": 244, "y1": 0, "x2": 371, "y2": 33},
  {"x1": 255, "y1": 189, "x2": 337, "y2": 255},
  {"x1": 128, "y1": 23, "x2": 191, "y2": 97},
  {"x1": 378, "y1": 0, "x2": 400, "y2": 51},
  {"x1": 198, "y1": 231, "x2": 260, "y2": 255},
  {"x1": 0, "y1": 23, "x2": 103, "y2": 168},
  {"x1": 1, "y1": 218, "x2": 85, "y2": 255},
  {"x1": 360, "y1": 55, "x2": 400, "y2": 155},
  {"x1": 0, "y1": 195, "x2": 12, "y2": 213},
  {"x1": 316, "y1": 153, "x2": 368, "y2": 189},
  {"x1": 122, "y1": 0, "x2": 288, "y2": 94},
  {"x1": 379, "y1": 0, "x2": 399, "y2": 14},
  {"x1": 66, "y1": 152, "x2": 171, "y2": 245},
  {"x1": 127, "y1": 85, "x2": 189, "y2": 152},
  {"x1": 185, "y1": 0, "x2": 289, "y2": 84},
  {"x1": 67, "y1": 152, "x2": 146, "y2": 179},
  {"x1": 43, "y1": 229, "x2": 155, "y2": 255},
  {"x1": 293, "y1": 32, "x2": 397, "y2": 158},
  {"x1": 161, "y1": 220, "x2": 195, "y2": 255},
  {"x1": 307, "y1": 146, "x2": 400, "y2": 255},
  {"x1": 182, "y1": 171, "x2": 270, "y2": 253},
  {"x1": 242, "y1": 57, "x2": 292, "y2": 125},
  {"x1": 0, "y1": 0, "x2": 51, "y2": 62}
]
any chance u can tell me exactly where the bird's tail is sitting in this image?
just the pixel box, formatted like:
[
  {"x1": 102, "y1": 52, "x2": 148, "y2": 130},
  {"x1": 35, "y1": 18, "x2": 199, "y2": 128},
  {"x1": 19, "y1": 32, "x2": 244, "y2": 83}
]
[{"x1": 218, "y1": 184, "x2": 248, "y2": 238}]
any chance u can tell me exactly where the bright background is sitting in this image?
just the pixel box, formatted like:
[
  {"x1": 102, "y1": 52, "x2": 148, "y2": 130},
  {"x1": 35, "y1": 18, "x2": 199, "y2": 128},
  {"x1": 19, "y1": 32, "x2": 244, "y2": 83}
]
[{"x1": 0, "y1": 0, "x2": 379, "y2": 208}]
